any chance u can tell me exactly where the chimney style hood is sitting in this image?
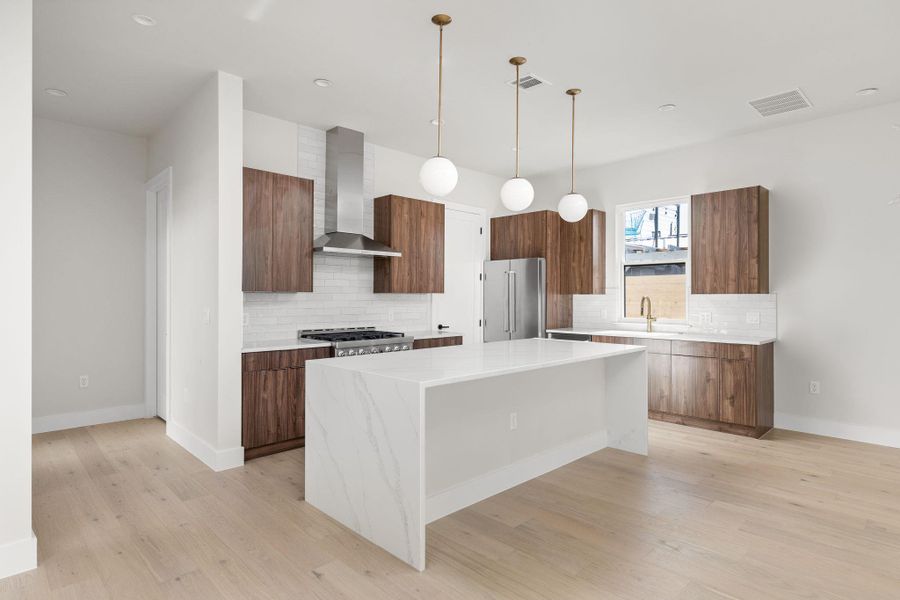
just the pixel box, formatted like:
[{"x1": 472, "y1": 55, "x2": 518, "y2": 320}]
[{"x1": 313, "y1": 127, "x2": 401, "y2": 257}]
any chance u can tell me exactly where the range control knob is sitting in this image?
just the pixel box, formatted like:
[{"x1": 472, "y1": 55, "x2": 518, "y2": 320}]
[
  {"x1": 393, "y1": 345, "x2": 401, "y2": 352},
  {"x1": 370, "y1": 347, "x2": 380, "y2": 354},
  {"x1": 336, "y1": 350, "x2": 346, "y2": 357},
  {"x1": 358, "y1": 349, "x2": 368, "y2": 355},
  {"x1": 347, "y1": 350, "x2": 356, "y2": 356},
  {"x1": 401, "y1": 344, "x2": 409, "y2": 351},
  {"x1": 384, "y1": 346, "x2": 392, "y2": 352}
]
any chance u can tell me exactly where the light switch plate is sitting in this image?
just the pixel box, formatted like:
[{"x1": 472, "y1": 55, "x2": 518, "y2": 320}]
[
  {"x1": 79, "y1": 375, "x2": 89, "y2": 388},
  {"x1": 809, "y1": 380, "x2": 821, "y2": 395},
  {"x1": 746, "y1": 311, "x2": 761, "y2": 325}
]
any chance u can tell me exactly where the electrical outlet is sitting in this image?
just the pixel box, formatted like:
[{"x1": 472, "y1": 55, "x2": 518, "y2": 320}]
[
  {"x1": 746, "y1": 311, "x2": 761, "y2": 325},
  {"x1": 388, "y1": 310, "x2": 395, "y2": 322},
  {"x1": 79, "y1": 375, "x2": 89, "y2": 389},
  {"x1": 601, "y1": 309, "x2": 609, "y2": 320},
  {"x1": 809, "y1": 380, "x2": 821, "y2": 395},
  {"x1": 700, "y1": 312, "x2": 712, "y2": 325},
  {"x1": 509, "y1": 412, "x2": 518, "y2": 431},
  {"x1": 202, "y1": 307, "x2": 211, "y2": 324}
]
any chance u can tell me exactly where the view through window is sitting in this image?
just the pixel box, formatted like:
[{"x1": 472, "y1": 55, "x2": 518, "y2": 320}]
[{"x1": 623, "y1": 202, "x2": 689, "y2": 320}]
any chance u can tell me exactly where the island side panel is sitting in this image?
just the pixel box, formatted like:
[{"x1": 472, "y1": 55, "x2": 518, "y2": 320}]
[
  {"x1": 424, "y1": 359, "x2": 609, "y2": 523},
  {"x1": 604, "y1": 349, "x2": 649, "y2": 455},
  {"x1": 305, "y1": 362, "x2": 426, "y2": 570}
]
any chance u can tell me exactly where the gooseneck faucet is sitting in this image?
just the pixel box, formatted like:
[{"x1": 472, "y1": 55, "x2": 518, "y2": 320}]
[{"x1": 640, "y1": 296, "x2": 656, "y2": 333}]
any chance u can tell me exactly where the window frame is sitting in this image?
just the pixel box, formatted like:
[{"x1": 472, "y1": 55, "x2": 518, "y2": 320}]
[{"x1": 615, "y1": 196, "x2": 691, "y2": 324}]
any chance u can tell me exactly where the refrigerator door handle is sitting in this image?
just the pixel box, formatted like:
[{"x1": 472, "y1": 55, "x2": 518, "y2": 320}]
[
  {"x1": 503, "y1": 271, "x2": 510, "y2": 332},
  {"x1": 509, "y1": 270, "x2": 517, "y2": 333}
]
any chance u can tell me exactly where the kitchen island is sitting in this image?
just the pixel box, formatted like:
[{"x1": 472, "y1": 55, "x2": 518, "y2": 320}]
[{"x1": 304, "y1": 338, "x2": 648, "y2": 570}]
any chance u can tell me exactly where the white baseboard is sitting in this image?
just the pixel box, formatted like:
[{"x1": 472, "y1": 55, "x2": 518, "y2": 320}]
[
  {"x1": 425, "y1": 431, "x2": 608, "y2": 523},
  {"x1": 166, "y1": 419, "x2": 244, "y2": 472},
  {"x1": 0, "y1": 531, "x2": 36, "y2": 580},
  {"x1": 775, "y1": 412, "x2": 900, "y2": 449},
  {"x1": 33, "y1": 403, "x2": 148, "y2": 434}
]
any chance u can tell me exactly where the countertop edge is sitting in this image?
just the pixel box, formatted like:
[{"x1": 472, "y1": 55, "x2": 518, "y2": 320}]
[{"x1": 546, "y1": 328, "x2": 776, "y2": 346}]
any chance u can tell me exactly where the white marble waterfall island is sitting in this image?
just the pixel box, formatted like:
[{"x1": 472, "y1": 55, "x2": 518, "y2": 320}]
[{"x1": 304, "y1": 338, "x2": 648, "y2": 571}]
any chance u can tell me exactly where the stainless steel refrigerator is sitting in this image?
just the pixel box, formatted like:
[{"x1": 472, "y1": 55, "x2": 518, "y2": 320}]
[{"x1": 483, "y1": 258, "x2": 546, "y2": 342}]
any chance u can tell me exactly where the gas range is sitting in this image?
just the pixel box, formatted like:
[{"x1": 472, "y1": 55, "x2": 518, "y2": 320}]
[{"x1": 298, "y1": 327, "x2": 414, "y2": 357}]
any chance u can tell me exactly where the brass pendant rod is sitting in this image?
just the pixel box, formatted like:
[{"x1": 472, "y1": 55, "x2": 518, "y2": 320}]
[
  {"x1": 514, "y1": 62, "x2": 520, "y2": 177},
  {"x1": 437, "y1": 23, "x2": 444, "y2": 157},
  {"x1": 570, "y1": 92, "x2": 575, "y2": 193}
]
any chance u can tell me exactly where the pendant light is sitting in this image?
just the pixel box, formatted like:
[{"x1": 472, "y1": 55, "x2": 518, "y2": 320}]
[
  {"x1": 500, "y1": 57, "x2": 534, "y2": 211},
  {"x1": 558, "y1": 88, "x2": 588, "y2": 222},
  {"x1": 419, "y1": 14, "x2": 458, "y2": 197}
]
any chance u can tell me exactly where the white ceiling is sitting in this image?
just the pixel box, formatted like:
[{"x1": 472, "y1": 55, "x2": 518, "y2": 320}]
[{"x1": 35, "y1": 0, "x2": 900, "y2": 176}]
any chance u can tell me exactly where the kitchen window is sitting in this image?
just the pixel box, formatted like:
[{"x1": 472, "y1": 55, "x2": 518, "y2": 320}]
[{"x1": 621, "y1": 200, "x2": 690, "y2": 320}]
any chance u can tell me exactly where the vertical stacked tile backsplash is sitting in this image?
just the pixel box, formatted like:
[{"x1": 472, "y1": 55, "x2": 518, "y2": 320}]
[
  {"x1": 242, "y1": 125, "x2": 432, "y2": 343},
  {"x1": 572, "y1": 290, "x2": 776, "y2": 339}
]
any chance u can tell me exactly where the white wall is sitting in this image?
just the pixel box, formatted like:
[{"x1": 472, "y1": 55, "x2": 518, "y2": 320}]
[
  {"x1": 243, "y1": 110, "x2": 503, "y2": 341},
  {"x1": 32, "y1": 118, "x2": 148, "y2": 433},
  {"x1": 0, "y1": 0, "x2": 37, "y2": 579},
  {"x1": 148, "y1": 72, "x2": 244, "y2": 470},
  {"x1": 530, "y1": 101, "x2": 900, "y2": 446}
]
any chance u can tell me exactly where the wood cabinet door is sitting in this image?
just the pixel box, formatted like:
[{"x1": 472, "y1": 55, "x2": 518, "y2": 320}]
[
  {"x1": 374, "y1": 195, "x2": 444, "y2": 293},
  {"x1": 671, "y1": 355, "x2": 719, "y2": 420},
  {"x1": 559, "y1": 209, "x2": 605, "y2": 294},
  {"x1": 719, "y1": 359, "x2": 754, "y2": 425},
  {"x1": 414, "y1": 199, "x2": 445, "y2": 293},
  {"x1": 692, "y1": 186, "x2": 768, "y2": 294},
  {"x1": 648, "y1": 352, "x2": 672, "y2": 413},
  {"x1": 242, "y1": 168, "x2": 274, "y2": 291},
  {"x1": 242, "y1": 367, "x2": 304, "y2": 450},
  {"x1": 272, "y1": 174, "x2": 313, "y2": 292}
]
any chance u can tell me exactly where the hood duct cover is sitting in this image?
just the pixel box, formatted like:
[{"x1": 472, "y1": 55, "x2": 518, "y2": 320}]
[{"x1": 313, "y1": 126, "x2": 401, "y2": 257}]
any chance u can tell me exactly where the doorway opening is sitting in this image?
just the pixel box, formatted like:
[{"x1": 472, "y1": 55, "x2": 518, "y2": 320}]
[{"x1": 144, "y1": 168, "x2": 172, "y2": 420}]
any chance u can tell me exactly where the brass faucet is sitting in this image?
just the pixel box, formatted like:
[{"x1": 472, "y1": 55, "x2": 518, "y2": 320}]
[{"x1": 640, "y1": 296, "x2": 656, "y2": 333}]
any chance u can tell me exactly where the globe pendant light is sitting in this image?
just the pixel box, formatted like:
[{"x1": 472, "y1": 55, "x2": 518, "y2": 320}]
[
  {"x1": 558, "y1": 88, "x2": 588, "y2": 222},
  {"x1": 419, "y1": 14, "x2": 458, "y2": 197},
  {"x1": 500, "y1": 56, "x2": 534, "y2": 211}
]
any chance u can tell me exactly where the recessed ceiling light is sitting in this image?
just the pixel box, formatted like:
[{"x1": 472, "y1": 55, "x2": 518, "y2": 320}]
[
  {"x1": 657, "y1": 104, "x2": 677, "y2": 112},
  {"x1": 892, "y1": 123, "x2": 900, "y2": 130},
  {"x1": 132, "y1": 14, "x2": 156, "y2": 26},
  {"x1": 313, "y1": 78, "x2": 332, "y2": 88},
  {"x1": 856, "y1": 87, "x2": 879, "y2": 96},
  {"x1": 889, "y1": 196, "x2": 900, "y2": 206},
  {"x1": 44, "y1": 88, "x2": 68, "y2": 97}
]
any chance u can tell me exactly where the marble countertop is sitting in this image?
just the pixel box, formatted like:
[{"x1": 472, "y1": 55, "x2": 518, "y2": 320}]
[
  {"x1": 546, "y1": 327, "x2": 776, "y2": 346},
  {"x1": 242, "y1": 338, "x2": 332, "y2": 353},
  {"x1": 243, "y1": 329, "x2": 463, "y2": 353},
  {"x1": 405, "y1": 330, "x2": 464, "y2": 340},
  {"x1": 306, "y1": 338, "x2": 645, "y2": 387}
]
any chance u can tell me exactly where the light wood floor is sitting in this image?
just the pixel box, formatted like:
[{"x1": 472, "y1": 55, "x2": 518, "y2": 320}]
[{"x1": 3, "y1": 419, "x2": 900, "y2": 599}]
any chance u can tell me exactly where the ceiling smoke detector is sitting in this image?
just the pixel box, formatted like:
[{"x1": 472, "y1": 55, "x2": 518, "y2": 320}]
[
  {"x1": 508, "y1": 73, "x2": 550, "y2": 92},
  {"x1": 749, "y1": 88, "x2": 812, "y2": 117}
]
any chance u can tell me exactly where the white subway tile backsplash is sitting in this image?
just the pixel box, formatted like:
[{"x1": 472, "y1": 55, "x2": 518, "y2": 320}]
[{"x1": 243, "y1": 124, "x2": 432, "y2": 343}]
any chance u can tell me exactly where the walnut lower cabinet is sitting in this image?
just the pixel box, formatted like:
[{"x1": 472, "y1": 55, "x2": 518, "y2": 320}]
[
  {"x1": 242, "y1": 347, "x2": 331, "y2": 460},
  {"x1": 412, "y1": 336, "x2": 463, "y2": 350},
  {"x1": 592, "y1": 335, "x2": 774, "y2": 437}
]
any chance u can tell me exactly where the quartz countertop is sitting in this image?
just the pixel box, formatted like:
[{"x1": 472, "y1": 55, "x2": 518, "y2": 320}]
[
  {"x1": 242, "y1": 338, "x2": 332, "y2": 353},
  {"x1": 405, "y1": 330, "x2": 463, "y2": 341},
  {"x1": 306, "y1": 337, "x2": 645, "y2": 387},
  {"x1": 547, "y1": 327, "x2": 776, "y2": 346}
]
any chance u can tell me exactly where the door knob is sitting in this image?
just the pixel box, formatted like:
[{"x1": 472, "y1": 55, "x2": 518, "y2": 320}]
[{"x1": 437, "y1": 324, "x2": 450, "y2": 330}]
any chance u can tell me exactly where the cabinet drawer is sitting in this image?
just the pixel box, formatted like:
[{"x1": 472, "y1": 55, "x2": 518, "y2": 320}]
[
  {"x1": 413, "y1": 336, "x2": 463, "y2": 350},
  {"x1": 592, "y1": 335, "x2": 634, "y2": 345},
  {"x1": 719, "y1": 344, "x2": 755, "y2": 361},
  {"x1": 242, "y1": 347, "x2": 332, "y2": 372},
  {"x1": 634, "y1": 338, "x2": 671, "y2": 355},
  {"x1": 671, "y1": 340, "x2": 720, "y2": 358}
]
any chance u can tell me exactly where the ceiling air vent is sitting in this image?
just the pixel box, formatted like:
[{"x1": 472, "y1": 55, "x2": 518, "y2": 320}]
[
  {"x1": 749, "y1": 88, "x2": 812, "y2": 117},
  {"x1": 508, "y1": 73, "x2": 549, "y2": 92}
]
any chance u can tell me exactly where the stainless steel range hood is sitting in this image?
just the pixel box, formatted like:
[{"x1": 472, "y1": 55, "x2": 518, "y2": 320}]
[{"x1": 313, "y1": 126, "x2": 401, "y2": 257}]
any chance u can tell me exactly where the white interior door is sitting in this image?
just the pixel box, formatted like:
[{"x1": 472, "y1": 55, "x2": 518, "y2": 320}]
[
  {"x1": 432, "y1": 207, "x2": 484, "y2": 344},
  {"x1": 155, "y1": 187, "x2": 170, "y2": 420}
]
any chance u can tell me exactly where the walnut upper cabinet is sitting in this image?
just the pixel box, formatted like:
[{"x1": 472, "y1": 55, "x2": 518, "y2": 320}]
[
  {"x1": 373, "y1": 194, "x2": 445, "y2": 293},
  {"x1": 691, "y1": 185, "x2": 769, "y2": 294},
  {"x1": 242, "y1": 167, "x2": 314, "y2": 293},
  {"x1": 559, "y1": 209, "x2": 606, "y2": 295}
]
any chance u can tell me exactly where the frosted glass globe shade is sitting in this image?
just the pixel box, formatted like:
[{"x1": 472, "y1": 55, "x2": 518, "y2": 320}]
[
  {"x1": 419, "y1": 156, "x2": 458, "y2": 197},
  {"x1": 500, "y1": 177, "x2": 534, "y2": 211},
  {"x1": 558, "y1": 193, "x2": 588, "y2": 222}
]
